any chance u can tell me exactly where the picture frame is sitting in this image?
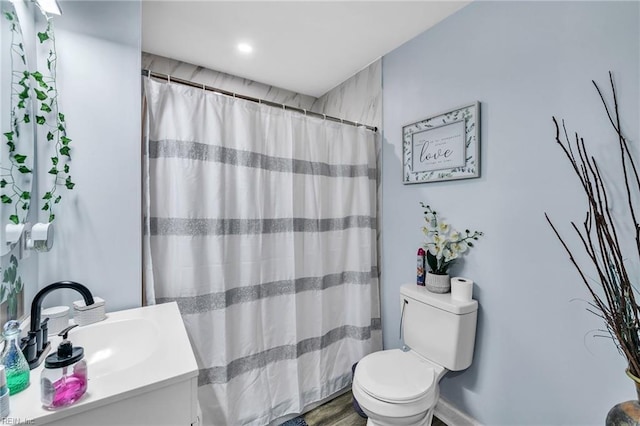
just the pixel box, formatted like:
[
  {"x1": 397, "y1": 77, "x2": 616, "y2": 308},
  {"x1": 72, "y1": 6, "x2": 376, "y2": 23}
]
[{"x1": 402, "y1": 102, "x2": 480, "y2": 184}]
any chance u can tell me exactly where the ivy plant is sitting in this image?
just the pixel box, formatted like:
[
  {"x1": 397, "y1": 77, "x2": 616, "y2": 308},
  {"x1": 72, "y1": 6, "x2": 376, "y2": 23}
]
[
  {"x1": 2, "y1": 9, "x2": 33, "y2": 225},
  {"x1": 1, "y1": 9, "x2": 74, "y2": 226},
  {"x1": 34, "y1": 17, "x2": 75, "y2": 223}
]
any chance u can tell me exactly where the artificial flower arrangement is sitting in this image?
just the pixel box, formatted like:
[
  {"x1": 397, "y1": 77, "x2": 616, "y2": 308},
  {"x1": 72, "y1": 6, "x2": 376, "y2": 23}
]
[{"x1": 420, "y1": 202, "x2": 483, "y2": 275}]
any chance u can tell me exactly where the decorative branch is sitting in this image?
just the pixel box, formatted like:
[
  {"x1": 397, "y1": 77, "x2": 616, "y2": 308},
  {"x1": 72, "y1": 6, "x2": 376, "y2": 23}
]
[{"x1": 546, "y1": 72, "x2": 640, "y2": 377}]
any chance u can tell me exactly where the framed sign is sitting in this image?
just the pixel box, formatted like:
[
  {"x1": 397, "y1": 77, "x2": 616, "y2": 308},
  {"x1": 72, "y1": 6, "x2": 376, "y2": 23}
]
[{"x1": 402, "y1": 102, "x2": 480, "y2": 184}]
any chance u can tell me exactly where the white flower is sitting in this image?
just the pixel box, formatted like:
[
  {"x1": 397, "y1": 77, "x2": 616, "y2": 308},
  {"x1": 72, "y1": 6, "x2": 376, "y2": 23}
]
[
  {"x1": 443, "y1": 248, "x2": 459, "y2": 262},
  {"x1": 450, "y1": 231, "x2": 460, "y2": 241},
  {"x1": 456, "y1": 241, "x2": 468, "y2": 253},
  {"x1": 439, "y1": 222, "x2": 450, "y2": 233}
]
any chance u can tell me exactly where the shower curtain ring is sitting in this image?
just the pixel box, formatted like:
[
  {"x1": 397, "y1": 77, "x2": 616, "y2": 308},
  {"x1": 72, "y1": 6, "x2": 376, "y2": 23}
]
[{"x1": 167, "y1": 75, "x2": 171, "y2": 83}]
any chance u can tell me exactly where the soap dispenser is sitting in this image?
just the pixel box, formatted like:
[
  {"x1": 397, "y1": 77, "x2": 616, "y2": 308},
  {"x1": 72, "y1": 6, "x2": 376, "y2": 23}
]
[{"x1": 41, "y1": 325, "x2": 88, "y2": 409}]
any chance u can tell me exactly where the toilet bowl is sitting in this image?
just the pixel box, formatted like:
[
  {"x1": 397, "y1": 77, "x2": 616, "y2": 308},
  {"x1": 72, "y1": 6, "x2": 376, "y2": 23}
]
[
  {"x1": 352, "y1": 349, "x2": 445, "y2": 426},
  {"x1": 352, "y1": 283, "x2": 479, "y2": 426}
]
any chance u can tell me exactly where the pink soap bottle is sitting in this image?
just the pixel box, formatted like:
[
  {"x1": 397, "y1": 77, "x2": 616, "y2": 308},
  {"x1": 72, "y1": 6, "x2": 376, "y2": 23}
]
[{"x1": 40, "y1": 325, "x2": 87, "y2": 409}]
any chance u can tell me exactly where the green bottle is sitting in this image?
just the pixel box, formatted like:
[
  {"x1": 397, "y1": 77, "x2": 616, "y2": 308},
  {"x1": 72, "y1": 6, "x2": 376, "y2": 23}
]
[{"x1": 0, "y1": 320, "x2": 30, "y2": 394}]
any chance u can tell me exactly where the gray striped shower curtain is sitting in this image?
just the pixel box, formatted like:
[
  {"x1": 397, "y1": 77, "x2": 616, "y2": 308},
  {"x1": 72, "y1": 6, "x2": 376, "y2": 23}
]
[{"x1": 142, "y1": 78, "x2": 381, "y2": 426}]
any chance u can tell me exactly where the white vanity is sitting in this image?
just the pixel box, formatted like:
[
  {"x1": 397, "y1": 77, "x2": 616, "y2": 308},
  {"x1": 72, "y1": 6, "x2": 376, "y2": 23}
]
[{"x1": 10, "y1": 302, "x2": 199, "y2": 425}]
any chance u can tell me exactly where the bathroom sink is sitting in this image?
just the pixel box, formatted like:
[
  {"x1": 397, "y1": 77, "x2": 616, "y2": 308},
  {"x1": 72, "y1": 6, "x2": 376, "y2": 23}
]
[
  {"x1": 9, "y1": 302, "x2": 198, "y2": 425},
  {"x1": 68, "y1": 317, "x2": 160, "y2": 379}
]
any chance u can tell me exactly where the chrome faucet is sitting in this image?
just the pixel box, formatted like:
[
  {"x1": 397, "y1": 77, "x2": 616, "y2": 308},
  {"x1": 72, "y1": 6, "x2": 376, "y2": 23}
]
[{"x1": 22, "y1": 281, "x2": 95, "y2": 369}]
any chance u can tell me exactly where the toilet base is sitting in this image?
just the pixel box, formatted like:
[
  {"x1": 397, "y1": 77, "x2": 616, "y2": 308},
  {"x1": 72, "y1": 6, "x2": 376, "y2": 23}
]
[{"x1": 364, "y1": 407, "x2": 434, "y2": 426}]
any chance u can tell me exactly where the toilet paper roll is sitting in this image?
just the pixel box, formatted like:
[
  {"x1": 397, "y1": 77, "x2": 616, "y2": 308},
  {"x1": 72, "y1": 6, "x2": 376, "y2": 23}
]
[{"x1": 451, "y1": 277, "x2": 474, "y2": 302}]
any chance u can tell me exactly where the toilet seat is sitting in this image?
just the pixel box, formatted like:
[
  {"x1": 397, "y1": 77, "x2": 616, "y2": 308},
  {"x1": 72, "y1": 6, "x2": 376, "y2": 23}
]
[{"x1": 354, "y1": 349, "x2": 436, "y2": 404}]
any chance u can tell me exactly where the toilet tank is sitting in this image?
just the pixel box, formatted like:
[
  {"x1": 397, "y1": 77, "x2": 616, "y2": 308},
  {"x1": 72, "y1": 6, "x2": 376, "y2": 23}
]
[{"x1": 400, "y1": 283, "x2": 478, "y2": 371}]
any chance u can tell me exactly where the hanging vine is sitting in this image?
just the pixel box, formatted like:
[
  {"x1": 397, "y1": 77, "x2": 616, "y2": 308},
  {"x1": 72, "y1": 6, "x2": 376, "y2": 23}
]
[
  {"x1": 2, "y1": 9, "x2": 33, "y2": 225},
  {"x1": 34, "y1": 16, "x2": 74, "y2": 223},
  {"x1": 2, "y1": 9, "x2": 73, "y2": 225}
]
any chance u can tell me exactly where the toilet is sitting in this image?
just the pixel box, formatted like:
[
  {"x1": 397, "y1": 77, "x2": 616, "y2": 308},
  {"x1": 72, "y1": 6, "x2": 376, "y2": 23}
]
[{"x1": 352, "y1": 283, "x2": 478, "y2": 426}]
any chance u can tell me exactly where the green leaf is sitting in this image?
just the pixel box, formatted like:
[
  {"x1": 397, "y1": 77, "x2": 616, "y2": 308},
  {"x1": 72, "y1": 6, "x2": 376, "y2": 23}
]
[
  {"x1": 34, "y1": 89, "x2": 47, "y2": 101},
  {"x1": 42, "y1": 203, "x2": 49, "y2": 211},
  {"x1": 15, "y1": 277, "x2": 23, "y2": 293},
  {"x1": 31, "y1": 71, "x2": 43, "y2": 81},
  {"x1": 7, "y1": 142, "x2": 15, "y2": 152},
  {"x1": 43, "y1": 192, "x2": 53, "y2": 200},
  {"x1": 40, "y1": 103, "x2": 52, "y2": 113},
  {"x1": 1, "y1": 195, "x2": 12, "y2": 204},
  {"x1": 18, "y1": 88, "x2": 29, "y2": 100},
  {"x1": 60, "y1": 146, "x2": 70, "y2": 157},
  {"x1": 17, "y1": 100, "x2": 25, "y2": 109},
  {"x1": 65, "y1": 176, "x2": 75, "y2": 190},
  {"x1": 49, "y1": 213, "x2": 55, "y2": 222},
  {"x1": 3, "y1": 132, "x2": 13, "y2": 141},
  {"x1": 20, "y1": 191, "x2": 30, "y2": 200},
  {"x1": 58, "y1": 113, "x2": 65, "y2": 122},
  {"x1": 63, "y1": 164, "x2": 69, "y2": 173},
  {"x1": 36, "y1": 116, "x2": 46, "y2": 125},
  {"x1": 0, "y1": 180, "x2": 6, "y2": 188},
  {"x1": 14, "y1": 154, "x2": 26, "y2": 164},
  {"x1": 425, "y1": 250, "x2": 438, "y2": 273},
  {"x1": 21, "y1": 203, "x2": 28, "y2": 211},
  {"x1": 54, "y1": 195, "x2": 61, "y2": 204},
  {"x1": 37, "y1": 32, "x2": 49, "y2": 43},
  {"x1": 51, "y1": 157, "x2": 58, "y2": 166},
  {"x1": 61, "y1": 136, "x2": 71, "y2": 145},
  {"x1": 47, "y1": 132, "x2": 54, "y2": 141},
  {"x1": 48, "y1": 167, "x2": 58, "y2": 175},
  {"x1": 4, "y1": 12, "x2": 13, "y2": 21},
  {"x1": 17, "y1": 165, "x2": 31, "y2": 174},
  {"x1": 47, "y1": 59, "x2": 52, "y2": 71},
  {"x1": 38, "y1": 79, "x2": 48, "y2": 89},
  {"x1": 23, "y1": 114, "x2": 30, "y2": 124},
  {"x1": 57, "y1": 124, "x2": 65, "y2": 132}
]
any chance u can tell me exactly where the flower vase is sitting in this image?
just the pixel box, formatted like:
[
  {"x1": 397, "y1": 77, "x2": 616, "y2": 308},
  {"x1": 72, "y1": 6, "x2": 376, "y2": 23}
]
[
  {"x1": 425, "y1": 272, "x2": 450, "y2": 294},
  {"x1": 605, "y1": 369, "x2": 640, "y2": 426}
]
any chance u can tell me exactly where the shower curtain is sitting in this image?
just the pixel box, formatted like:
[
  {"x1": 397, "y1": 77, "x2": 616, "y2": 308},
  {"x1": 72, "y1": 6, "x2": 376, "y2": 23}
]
[{"x1": 142, "y1": 77, "x2": 381, "y2": 426}]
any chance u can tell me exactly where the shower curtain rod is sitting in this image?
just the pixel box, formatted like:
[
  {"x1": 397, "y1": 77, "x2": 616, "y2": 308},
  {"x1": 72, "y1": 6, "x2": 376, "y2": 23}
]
[{"x1": 142, "y1": 69, "x2": 378, "y2": 133}]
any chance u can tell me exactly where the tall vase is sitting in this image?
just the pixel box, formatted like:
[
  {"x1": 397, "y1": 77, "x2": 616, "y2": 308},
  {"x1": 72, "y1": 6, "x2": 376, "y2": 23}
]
[
  {"x1": 605, "y1": 369, "x2": 640, "y2": 426},
  {"x1": 424, "y1": 272, "x2": 450, "y2": 294}
]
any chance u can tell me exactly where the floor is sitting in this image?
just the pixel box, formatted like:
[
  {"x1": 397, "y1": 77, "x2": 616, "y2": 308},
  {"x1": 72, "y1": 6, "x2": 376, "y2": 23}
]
[{"x1": 302, "y1": 391, "x2": 447, "y2": 426}]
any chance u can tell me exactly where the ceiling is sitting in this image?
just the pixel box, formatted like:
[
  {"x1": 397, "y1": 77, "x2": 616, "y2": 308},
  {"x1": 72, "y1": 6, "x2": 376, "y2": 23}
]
[{"x1": 142, "y1": 1, "x2": 470, "y2": 98}]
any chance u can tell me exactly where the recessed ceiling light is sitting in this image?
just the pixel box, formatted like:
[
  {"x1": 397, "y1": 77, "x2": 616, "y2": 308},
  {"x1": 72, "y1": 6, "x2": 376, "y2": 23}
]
[{"x1": 237, "y1": 43, "x2": 253, "y2": 54}]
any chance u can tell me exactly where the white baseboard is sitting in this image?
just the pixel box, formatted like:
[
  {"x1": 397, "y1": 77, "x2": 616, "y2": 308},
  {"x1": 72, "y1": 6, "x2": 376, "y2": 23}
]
[{"x1": 434, "y1": 396, "x2": 482, "y2": 426}]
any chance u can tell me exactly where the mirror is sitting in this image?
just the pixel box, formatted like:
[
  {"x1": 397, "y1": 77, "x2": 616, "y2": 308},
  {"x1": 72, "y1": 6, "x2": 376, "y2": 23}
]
[{"x1": 0, "y1": 0, "x2": 35, "y2": 256}]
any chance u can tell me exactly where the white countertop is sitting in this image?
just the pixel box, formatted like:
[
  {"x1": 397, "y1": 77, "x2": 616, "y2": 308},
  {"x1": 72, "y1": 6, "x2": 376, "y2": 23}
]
[{"x1": 9, "y1": 302, "x2": 198, "y2": 425}]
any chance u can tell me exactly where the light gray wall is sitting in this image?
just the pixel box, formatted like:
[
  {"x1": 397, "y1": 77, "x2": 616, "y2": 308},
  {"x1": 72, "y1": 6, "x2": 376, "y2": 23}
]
[
  {"x1": 310, "y1": 59, "x2": 382, "y2": 129},
  {"x1": 36, "y1": 1, "x2": 142, "y2": 311},
  {"x1": 381, "y1": 1, "x2": 639, "y2": 424}
]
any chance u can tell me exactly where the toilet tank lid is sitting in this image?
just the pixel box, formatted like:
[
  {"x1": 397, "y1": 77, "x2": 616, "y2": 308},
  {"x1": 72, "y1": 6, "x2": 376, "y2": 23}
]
[{"x1": 400, "y1": 283, "x2": 478, "y2": 315}]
